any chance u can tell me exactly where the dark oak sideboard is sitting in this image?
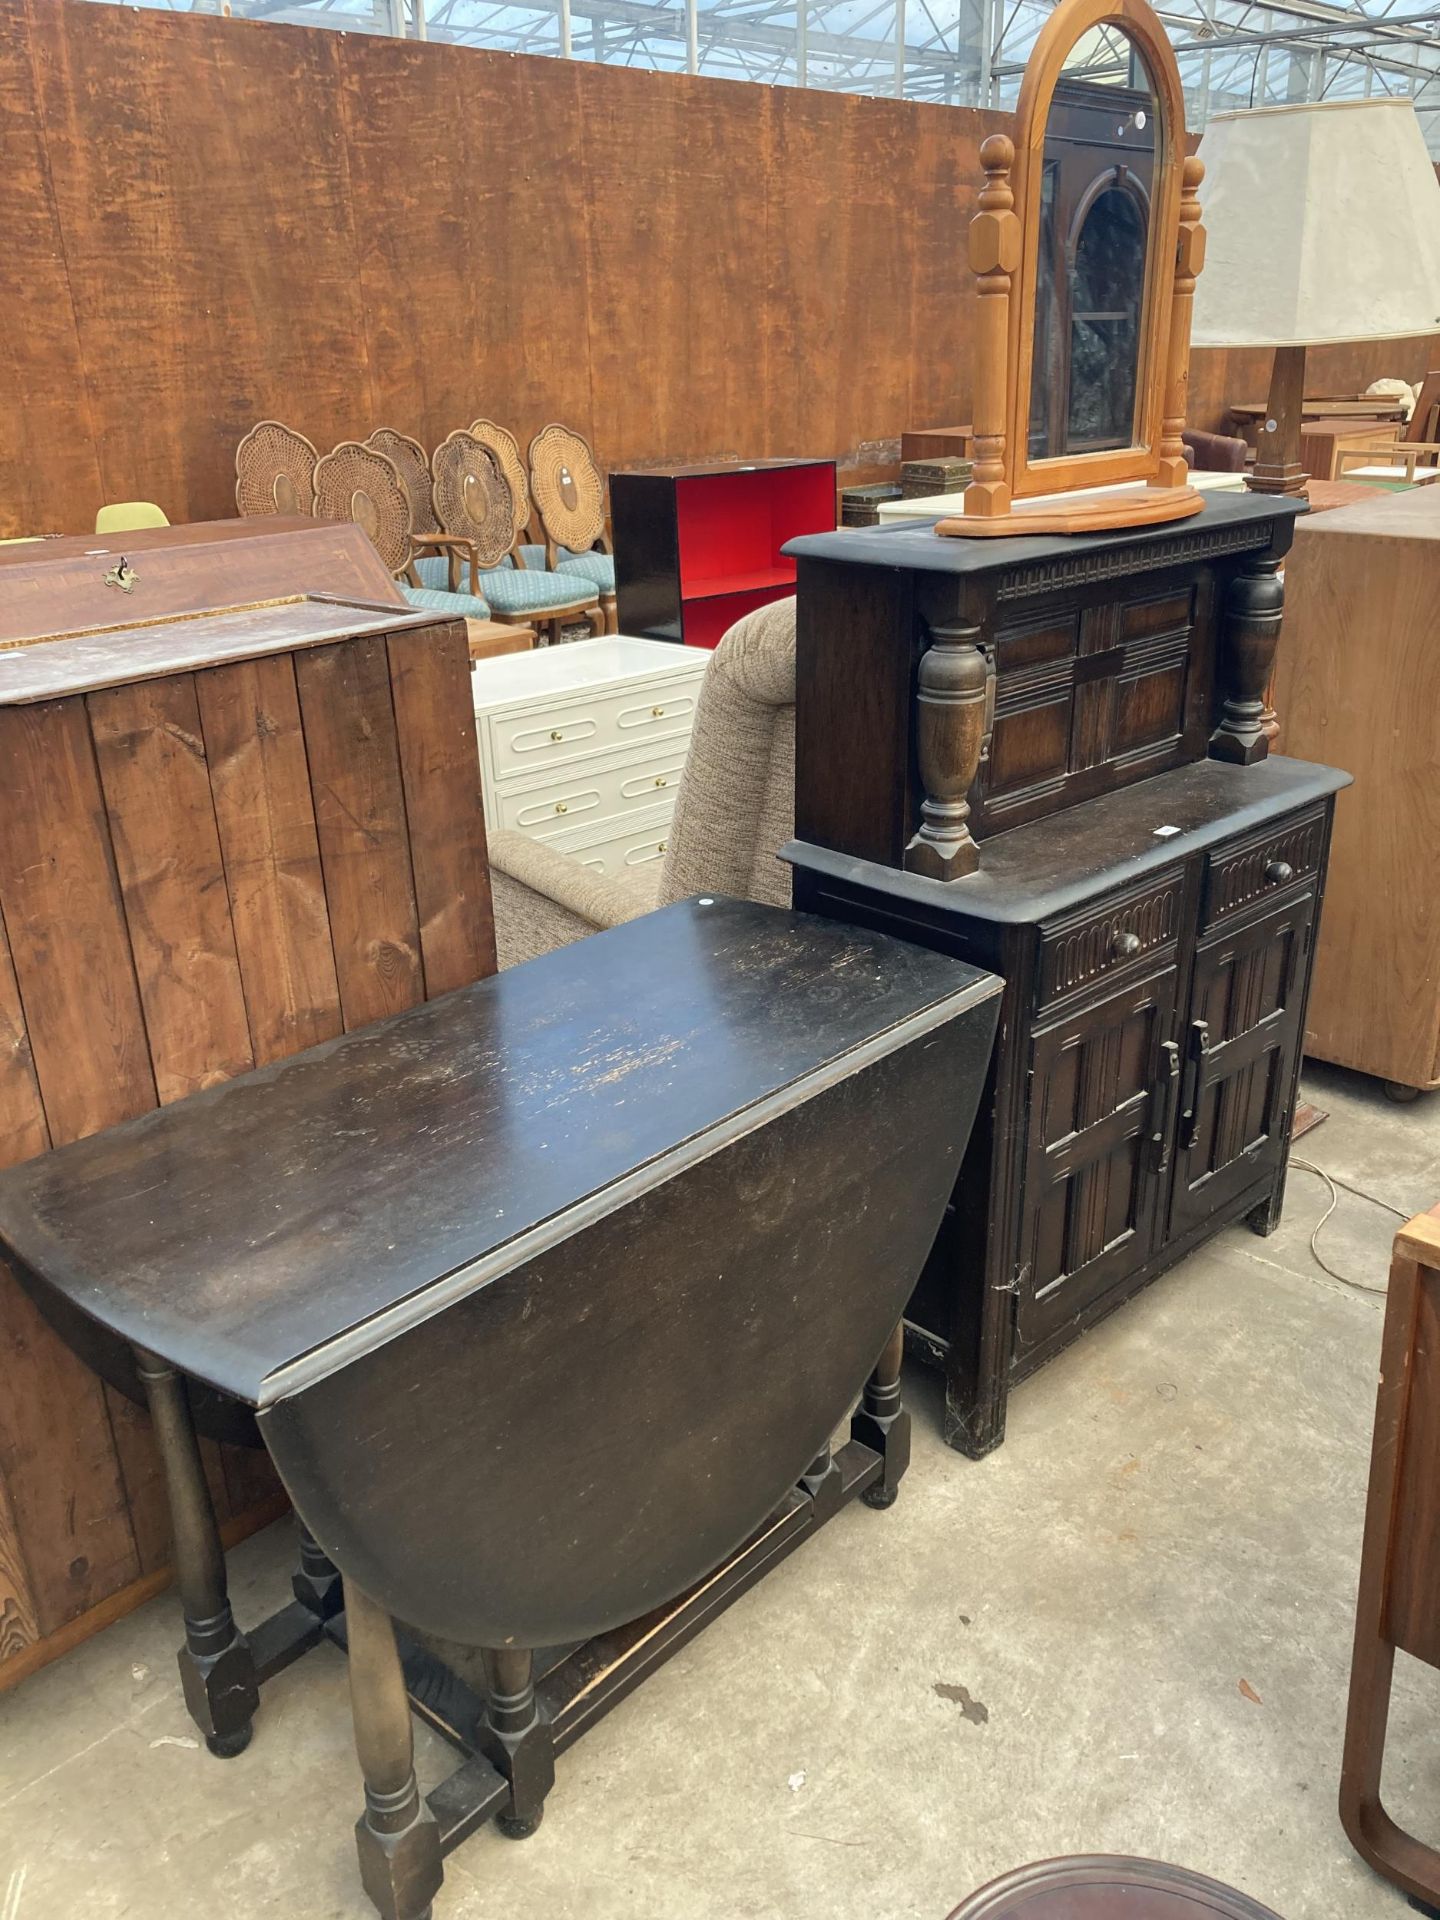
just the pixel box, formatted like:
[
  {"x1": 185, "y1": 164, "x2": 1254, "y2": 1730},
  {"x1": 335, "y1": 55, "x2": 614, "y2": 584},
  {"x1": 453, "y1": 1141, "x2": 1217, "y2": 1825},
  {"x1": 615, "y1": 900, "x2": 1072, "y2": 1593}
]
[{"x1": 784, "y1": 494, "x2": 1348, "y2": 1457}]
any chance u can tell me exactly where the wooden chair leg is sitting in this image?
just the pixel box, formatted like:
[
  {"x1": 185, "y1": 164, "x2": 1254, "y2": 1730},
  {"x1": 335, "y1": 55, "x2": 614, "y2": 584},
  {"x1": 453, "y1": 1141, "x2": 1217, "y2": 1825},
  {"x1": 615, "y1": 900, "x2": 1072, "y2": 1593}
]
[
  {"x1": 583, "y1": 605, "x2": 605, "y2": 639},
  {"x1": 479, "y1": 1646, "x2": 555, "y2": 1839},
  {"x1": 852, "y1": 1321, "x2": 912, "y2": 1510},
  {"x1": 134, "y1": 1347, "x2": 259, "y2": 1758},
  {"x1": 601, "y1": 592, "x2": 618, "y2": 635},
  {"x1": 347, "y1": 1582, "x2": 444, "y2": 1920}
]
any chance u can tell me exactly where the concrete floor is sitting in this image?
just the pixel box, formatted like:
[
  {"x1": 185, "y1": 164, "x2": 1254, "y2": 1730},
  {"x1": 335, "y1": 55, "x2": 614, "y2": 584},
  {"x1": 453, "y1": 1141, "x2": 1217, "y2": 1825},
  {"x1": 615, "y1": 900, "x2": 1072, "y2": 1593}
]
[{"x1": 2, "y1": 1062, "x2": 1437, "y2": 1920}]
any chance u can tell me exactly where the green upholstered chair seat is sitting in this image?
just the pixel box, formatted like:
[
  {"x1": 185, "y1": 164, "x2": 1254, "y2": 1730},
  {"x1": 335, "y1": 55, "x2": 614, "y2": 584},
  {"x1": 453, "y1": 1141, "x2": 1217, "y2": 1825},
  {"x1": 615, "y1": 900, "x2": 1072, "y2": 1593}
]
[
  {"x1": 401, "y1": 582, "x2": 492, "y2": 620},
  {"x1": 519, "y1": 544, "x2": 614, "y2": 592},
  {"x1": 414, "y1": 554, "x2": 590, "y2": 616}
]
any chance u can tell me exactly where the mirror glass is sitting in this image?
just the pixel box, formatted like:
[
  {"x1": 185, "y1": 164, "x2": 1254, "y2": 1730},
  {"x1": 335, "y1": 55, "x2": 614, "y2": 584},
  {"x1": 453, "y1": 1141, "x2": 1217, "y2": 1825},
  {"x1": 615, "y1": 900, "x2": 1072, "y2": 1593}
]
[{"x1": 1027, "y1": 25, "x2": 1159, "y2": 462}]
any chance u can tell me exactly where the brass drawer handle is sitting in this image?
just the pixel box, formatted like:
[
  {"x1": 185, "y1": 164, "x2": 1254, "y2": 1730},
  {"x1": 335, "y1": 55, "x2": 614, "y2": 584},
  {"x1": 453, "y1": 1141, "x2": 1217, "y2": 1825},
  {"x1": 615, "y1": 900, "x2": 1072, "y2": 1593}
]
[
  {"x1": 1110, "y1": 930, "x2": 1141, "y2": 960},
  {"x1": 654, "y1": 776, "x2": 667, "y2": 788},
  {"x1": 550, "y1": 729, "x2": 564, "y2": 742},
  {"x1": 651, "y1": 705, "x2": 665, "y2": 717},
  {"x1": 1264, "y1": 859, "x2": 1295, "y2": 886},
  {"x1": 555, "y1": 802, "x2": 568, "y2": 815},
  {"x1": 658, "y1": 839, "x2": 667, "y2": 853}
]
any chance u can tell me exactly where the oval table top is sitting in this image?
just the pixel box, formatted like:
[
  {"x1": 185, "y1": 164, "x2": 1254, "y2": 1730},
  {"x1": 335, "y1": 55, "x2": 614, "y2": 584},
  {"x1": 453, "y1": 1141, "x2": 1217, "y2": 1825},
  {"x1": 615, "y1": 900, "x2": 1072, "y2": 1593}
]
[{"x1": 946, "y1": 1857, "x2": 1284, "y2": 1920}]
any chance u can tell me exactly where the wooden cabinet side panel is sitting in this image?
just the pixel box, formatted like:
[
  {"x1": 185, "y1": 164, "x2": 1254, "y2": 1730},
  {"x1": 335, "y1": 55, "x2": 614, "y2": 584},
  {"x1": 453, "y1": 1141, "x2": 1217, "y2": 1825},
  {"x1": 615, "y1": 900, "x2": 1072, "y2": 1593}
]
[
  {"x1": 0, "y1": 700, "x2": 156, "y2": 1634},
  {"x1": 293, "y1": 636, "x2": 425, "y2": 1031},
  {"x1": 794, "y1": 559, "x2": 919, "y2": 867},
  {"x1": 385, "y1": 624, "x2": 497, "y2": 997},
  {"x1": 1275, "y1": 520, "x2": 1440, "y2": 1087},
  {"x1": 195, "y1": 653, "x2": 345, "y2": 1066},
  {"x1": 87, "y1": 674, "x2": 256, "y2": 1104},
  {"x1": 0, "y1": 912, "x2": 45, "y2": 1653}
]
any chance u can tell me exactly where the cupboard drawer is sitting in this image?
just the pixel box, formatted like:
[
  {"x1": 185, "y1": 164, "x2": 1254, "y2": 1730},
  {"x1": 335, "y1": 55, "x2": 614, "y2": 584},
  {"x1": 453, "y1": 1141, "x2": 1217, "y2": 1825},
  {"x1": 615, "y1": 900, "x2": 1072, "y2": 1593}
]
[
  {"x1": 1038, "y1": 870, "x2": 1184, "y2": 1008},
  {"x1": 492, "y1": 742, "x2": 687, "y2": 833},
  {"x1": 487, "y1": 675, "x2": 703, "y2": 778},
  {"x1": 1202, "y1": 807, "x2": 1325, "y2": 930}
]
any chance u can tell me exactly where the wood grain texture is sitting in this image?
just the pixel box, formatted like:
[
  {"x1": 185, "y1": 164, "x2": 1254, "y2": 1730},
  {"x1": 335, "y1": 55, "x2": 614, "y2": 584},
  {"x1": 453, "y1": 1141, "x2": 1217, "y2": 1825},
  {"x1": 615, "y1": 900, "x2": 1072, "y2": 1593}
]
[
  {"x1": 195, "y1": 654, "x2": 345, "y2": 1066},
  {"x1": 0, "y1": 702, "x2": 157, "y2": 1143},
  {"x1": 0, "y1": 0, "x2": 1006, "y2": 536},
  {"x1": 1272, "y1": 488, "x2": 1440, "y2": 1089},
  {"x1": 293, "y1": 637, "x2": 424, "y2": 1031},
  {"x1": 88, "y1": 675, "x2": 256, "y2": 1104},
  {"x1": 385, "y1": 624, "x2": 497, "y2": 998}
]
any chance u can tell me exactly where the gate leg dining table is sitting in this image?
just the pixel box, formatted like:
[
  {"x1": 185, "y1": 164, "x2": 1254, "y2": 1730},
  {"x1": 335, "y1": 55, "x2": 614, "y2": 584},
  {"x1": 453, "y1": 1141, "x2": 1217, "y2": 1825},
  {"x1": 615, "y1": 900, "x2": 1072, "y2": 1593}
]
[{"x1": 0, "y1": 898, "x2": 1000, "y2": 1918}]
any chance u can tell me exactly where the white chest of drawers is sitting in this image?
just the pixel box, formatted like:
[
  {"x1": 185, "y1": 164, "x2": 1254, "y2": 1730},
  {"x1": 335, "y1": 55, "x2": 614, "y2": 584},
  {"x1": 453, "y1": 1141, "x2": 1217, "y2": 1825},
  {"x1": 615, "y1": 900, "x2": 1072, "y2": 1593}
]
[{"x1": 472, "y1": 637, "x2": 708, "y2": 879}]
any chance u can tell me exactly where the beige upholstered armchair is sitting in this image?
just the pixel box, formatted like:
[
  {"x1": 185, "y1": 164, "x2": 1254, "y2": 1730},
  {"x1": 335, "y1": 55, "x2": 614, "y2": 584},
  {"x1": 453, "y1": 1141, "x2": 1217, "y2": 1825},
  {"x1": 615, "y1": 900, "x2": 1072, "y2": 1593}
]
[{"x1": 488, "y1": 598, "x2": 795, "y2": 968}]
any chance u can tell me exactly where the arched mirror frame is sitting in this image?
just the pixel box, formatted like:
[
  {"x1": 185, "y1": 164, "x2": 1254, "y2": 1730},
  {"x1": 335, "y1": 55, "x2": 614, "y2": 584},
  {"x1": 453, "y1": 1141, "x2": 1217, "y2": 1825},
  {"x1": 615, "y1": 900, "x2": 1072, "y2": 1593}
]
[
  {"x1": 942, "y1": 0, "x2": 1205, "y2": 536},
  {"x1": 1010, "y1": 0, "x2": 1184, "y2": 497}
]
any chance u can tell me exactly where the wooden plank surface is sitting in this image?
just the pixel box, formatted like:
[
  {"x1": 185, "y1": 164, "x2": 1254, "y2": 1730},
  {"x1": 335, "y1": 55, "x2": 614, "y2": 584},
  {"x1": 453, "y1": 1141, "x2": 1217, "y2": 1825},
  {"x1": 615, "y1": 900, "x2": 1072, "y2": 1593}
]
[
  {"x1": 196, "y1": 653, "x2": 345, "y2": 1066},
  {"x1": 294, "y1": 636, "x2": 424, "y2": 1030},
  {"x1": 89, "y1": 675, "x2": 256, "y2": 1104},
  {"x1": 385, "y1": 624, "x2": 496, "y2": 998}
]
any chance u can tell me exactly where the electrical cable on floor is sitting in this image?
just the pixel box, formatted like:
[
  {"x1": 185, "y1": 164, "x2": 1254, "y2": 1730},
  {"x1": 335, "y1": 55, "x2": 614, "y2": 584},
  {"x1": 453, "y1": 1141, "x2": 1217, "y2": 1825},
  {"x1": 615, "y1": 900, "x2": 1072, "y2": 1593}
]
[{"x1": 1287, "y1": 1157, "x2": 1410, "y2": 1297}]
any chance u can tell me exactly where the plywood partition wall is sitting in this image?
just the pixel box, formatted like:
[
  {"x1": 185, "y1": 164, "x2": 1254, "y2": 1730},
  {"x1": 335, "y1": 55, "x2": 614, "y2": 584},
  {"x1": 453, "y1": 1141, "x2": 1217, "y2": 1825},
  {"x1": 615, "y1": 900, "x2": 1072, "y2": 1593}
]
[
  {"x1": 0, "y1": 0, "x2": 1004, "y2": 538},
  {"x1": 3, "y1": 0, "x2": 1437, "y2": 539}
]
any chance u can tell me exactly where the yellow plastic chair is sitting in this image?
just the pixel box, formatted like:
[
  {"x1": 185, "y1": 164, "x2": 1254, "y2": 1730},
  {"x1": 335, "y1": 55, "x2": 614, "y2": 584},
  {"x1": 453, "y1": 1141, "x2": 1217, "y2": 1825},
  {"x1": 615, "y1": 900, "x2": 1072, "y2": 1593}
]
[{"x1": 95, "y1": 502, "x2": 169, "y2": 534}]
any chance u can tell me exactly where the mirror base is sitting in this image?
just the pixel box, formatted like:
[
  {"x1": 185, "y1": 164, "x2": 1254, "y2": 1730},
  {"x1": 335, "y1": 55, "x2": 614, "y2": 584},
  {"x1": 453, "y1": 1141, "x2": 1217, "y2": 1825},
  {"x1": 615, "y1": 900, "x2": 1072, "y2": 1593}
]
[{"x1": 935, "y1": 485, "x2": 1204, "y2": 539}]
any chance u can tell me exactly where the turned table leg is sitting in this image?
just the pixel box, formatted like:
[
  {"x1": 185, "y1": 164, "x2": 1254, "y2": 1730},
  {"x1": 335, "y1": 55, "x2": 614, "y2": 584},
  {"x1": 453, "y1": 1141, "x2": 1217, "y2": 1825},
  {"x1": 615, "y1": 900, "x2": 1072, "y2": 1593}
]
[
  {"x1": 293, "y1": 1521, "x2": 344, "y2": 1622},
  {"x1": 134, "y1": 1346, "x2": 259, "y2": 1759},
  {"x1": 347, "y1": 1583, "x2": 444, "y2": 1920},
  {"x1": 853, "y1": 1321, "x2": 912, "y2": 1509},
  {"x1": 479, "y1": 1647, "x2": 556, "y2": 1840},
  {"x1": 800, "y1": 1441, "x2": 844, "y2": 1521}
]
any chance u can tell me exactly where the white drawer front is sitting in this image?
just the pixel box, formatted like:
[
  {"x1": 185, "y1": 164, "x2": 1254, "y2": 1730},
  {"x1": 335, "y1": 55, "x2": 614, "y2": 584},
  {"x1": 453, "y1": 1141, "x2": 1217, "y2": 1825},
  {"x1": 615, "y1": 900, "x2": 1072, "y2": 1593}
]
[
  {"x1": 493, "y1": 742, "x2": 688, "y2": 834},
  {"x1": 539, "y1": 804, "x2": 672, "y2": 879},
  {"x1": 488, "y1": 674, "x2": 703, "y2": 780}
]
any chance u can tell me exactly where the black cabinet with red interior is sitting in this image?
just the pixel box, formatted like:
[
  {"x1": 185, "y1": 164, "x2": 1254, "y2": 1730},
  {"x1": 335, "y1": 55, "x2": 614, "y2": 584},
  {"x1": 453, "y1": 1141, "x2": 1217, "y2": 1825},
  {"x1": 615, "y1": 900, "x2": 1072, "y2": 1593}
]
[{"x1": 611, "y1": 459, "x2": 836, "y2": 648}]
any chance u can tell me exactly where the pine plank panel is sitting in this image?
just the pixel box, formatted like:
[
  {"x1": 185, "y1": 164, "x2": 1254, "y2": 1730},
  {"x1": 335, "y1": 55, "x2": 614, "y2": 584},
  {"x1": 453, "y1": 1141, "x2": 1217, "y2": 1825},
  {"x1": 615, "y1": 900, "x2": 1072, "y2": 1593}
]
[
  {"x1": 195, "y1": 653, "x2": 345, "y2": 1067},
  {"x1": 0, "y1": 699, "x2": 160, "y2": 1630},
  {"x1": 0, "y1": 702, "x2": 157, "y2": 1145},
  {"x1": 88, "y1": 675, "x2": 256, "y2": 1105},
  {"x1": 385, "y1": 623, "x2": 497, "y2": 998},
  {"x1": 293, "y1": 636, "x2": 424, "y2": 1032},
  {"x1": 0, "y1": 1468, "x2": 38, "y2": 1661}
]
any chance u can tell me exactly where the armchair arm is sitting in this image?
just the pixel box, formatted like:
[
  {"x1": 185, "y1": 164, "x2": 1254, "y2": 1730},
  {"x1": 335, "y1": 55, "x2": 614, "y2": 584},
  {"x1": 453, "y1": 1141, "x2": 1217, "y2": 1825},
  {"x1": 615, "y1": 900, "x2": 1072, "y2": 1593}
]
[
  {"x1": 414, "y1": 532, "x2": 483, "y2": 596},
  {"x1": 487, "y1": 829, "x2": 660, "y2": 967}
]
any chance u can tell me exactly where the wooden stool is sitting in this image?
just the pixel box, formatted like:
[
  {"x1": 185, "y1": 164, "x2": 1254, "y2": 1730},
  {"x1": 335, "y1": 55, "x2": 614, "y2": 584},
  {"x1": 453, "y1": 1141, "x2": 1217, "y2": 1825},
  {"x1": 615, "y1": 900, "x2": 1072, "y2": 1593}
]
[{"x1": 946, "y1": 1857, "x2": 1284, "y2": 1919}]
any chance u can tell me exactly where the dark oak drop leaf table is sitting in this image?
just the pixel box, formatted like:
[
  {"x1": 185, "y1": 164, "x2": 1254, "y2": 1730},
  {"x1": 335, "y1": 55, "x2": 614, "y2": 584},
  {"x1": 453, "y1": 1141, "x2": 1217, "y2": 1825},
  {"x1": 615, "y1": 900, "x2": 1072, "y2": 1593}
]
[{"x1": 0, "y1": 896, "x2": 1000, "y2": 1920}]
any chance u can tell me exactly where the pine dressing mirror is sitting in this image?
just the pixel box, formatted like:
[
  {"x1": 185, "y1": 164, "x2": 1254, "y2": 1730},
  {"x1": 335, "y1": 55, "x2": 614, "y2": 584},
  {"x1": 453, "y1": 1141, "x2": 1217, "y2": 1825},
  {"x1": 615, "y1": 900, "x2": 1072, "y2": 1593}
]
[{"x1": 939, "y1": 0, "x2": 1207, "y2": 538}]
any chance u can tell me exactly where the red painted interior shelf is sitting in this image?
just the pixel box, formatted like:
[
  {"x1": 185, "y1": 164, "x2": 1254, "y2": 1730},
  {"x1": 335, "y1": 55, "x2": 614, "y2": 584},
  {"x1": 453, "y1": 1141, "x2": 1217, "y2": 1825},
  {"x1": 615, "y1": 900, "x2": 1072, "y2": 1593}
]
[{"x1": 612, "y1": 459, "x2": 836, "y2": 649}]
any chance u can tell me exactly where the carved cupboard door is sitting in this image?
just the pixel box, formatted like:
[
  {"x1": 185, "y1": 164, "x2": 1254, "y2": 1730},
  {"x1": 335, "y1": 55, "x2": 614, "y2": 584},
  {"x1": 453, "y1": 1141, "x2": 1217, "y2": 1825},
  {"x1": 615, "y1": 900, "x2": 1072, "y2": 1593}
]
[
  {"x1": 1016, "y1": 964, "x2": 1179, "y2": 1353},
  {"x1": 1169, "y1": 892, "x2": 1314, "y2": 1238}
]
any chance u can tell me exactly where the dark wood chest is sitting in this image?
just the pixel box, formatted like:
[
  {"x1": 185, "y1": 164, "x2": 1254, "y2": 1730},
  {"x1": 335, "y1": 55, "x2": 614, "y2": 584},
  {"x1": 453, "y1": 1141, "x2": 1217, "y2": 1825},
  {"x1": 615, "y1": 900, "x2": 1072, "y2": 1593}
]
[{"x1": 784, "y1": 494, "x2": 1349, "y2": 1456}]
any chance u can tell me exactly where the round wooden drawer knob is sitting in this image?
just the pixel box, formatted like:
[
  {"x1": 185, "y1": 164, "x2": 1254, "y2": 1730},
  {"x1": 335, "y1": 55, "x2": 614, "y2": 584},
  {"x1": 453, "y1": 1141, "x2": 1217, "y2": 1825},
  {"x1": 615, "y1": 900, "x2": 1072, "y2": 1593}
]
[
  {"x1": 1111, "y1": 930, "x2": 1142, "y2": 959},
  {"x1": 1264, "y1": 859, "x2": 1295, "y2": 885}
]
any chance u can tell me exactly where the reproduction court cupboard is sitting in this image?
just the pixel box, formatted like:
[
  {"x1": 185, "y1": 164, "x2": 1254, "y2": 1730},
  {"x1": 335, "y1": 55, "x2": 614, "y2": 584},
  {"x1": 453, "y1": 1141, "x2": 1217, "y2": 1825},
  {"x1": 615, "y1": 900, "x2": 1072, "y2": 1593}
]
[
  {"x1": 785, "y1": 495, "x2": 1348, "y2": 1456},
  {"x1": 0, "y1": 523, "x2": 494, "y2": 1687}
]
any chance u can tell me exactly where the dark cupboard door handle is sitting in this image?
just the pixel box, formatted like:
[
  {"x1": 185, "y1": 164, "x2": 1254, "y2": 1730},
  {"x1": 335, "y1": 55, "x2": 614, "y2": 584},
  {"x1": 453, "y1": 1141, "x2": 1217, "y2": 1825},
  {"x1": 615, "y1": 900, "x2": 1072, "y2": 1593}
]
[
  {"x1": 1179, "y1": 1018, "x2": 1210, "y2": 1151},
  {"x1": 1264, "y1": 859, "x2": 1295, "y2": 886},
  {"x1": 1152, "y1": 1039, "x2": 1181, "y2": 1172}
]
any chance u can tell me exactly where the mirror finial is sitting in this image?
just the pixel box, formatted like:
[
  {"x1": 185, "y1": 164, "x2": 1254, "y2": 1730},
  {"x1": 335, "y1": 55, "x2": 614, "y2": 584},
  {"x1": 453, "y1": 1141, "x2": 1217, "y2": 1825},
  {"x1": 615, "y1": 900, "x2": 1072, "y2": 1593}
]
[{"x1": 965, "y1": 135, "x2": 1022, "y2": 518}]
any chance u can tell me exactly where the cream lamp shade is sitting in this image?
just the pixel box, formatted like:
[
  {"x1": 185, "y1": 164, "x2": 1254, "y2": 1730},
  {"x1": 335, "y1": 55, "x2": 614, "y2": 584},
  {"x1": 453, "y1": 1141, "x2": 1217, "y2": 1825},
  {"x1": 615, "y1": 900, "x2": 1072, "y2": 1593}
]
[{"x1": 1191, "y1": 98, "x2": 1440, "y2": 347}]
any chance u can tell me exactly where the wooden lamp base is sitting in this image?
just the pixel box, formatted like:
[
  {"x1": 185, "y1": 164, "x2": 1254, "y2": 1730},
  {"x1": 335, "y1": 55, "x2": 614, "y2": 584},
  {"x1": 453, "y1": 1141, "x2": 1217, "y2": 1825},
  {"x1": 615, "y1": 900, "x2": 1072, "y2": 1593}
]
[
  {"x1": 936, "y1": 484, "x2": 1205, "y2": 539},
  {"x1": 1245, "y1": 343, "x2": 1310, "y2": 499}
]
